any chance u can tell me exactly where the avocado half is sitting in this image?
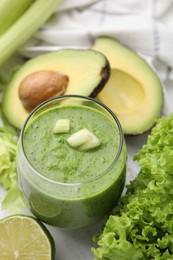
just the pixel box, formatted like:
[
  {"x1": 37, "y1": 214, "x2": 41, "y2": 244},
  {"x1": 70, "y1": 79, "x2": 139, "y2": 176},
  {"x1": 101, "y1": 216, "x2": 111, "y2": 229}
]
[
  {"x1": 92, "y1": 37, "x2": 163, "y2": 135},
  {"x1": 2, "y1": 49, "x2": 110, "y2": 129}
]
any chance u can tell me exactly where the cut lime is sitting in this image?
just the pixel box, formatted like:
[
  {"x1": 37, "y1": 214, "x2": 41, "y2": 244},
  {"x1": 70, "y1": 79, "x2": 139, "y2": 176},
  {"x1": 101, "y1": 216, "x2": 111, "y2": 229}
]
[{"x1": 0, "y1": 215, "x2": 55, "y2": 260}]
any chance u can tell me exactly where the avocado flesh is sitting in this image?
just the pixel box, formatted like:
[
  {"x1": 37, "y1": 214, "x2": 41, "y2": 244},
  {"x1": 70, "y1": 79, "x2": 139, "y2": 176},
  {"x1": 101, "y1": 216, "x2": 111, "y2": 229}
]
[
  {"x1": 2, "y1": 49, "x2": 110, "y2": 129},
  {"x1": 92, "y1": 37, "x2": 163, "y2": 135}
]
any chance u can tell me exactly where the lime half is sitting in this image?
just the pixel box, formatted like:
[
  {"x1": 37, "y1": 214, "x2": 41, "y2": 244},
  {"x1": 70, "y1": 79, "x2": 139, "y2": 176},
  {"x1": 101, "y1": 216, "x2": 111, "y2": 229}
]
[{"x1": 0, "y1": 215, "x2": 55, "y2": 260}]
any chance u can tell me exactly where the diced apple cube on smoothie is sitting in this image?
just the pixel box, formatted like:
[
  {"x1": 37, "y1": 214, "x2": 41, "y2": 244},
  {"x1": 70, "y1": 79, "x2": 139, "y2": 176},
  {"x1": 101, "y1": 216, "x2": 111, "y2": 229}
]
[
  {"x1": 53, "y1": 119, "x2": 70, "y2": 133},
  {"x1": 67, "y1": 128, "x2": 100, "y2": 150}
]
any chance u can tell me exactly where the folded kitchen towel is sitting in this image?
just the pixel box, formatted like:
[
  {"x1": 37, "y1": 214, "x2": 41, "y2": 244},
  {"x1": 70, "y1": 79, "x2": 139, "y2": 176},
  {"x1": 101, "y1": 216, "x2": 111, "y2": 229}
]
[{"x1": 21, "y1": 0, "x2": 173, "y2": 114}]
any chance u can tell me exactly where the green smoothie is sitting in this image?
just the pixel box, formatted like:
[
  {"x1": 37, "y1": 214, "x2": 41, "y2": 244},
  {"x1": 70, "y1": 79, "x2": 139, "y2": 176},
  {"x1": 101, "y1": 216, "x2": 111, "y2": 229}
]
[
  {"x1": 17, "y1": 96, "x2": 127, "y2": 228},
  {"x1": 24, "y1": 105, "x2": 121, "y2": 182}
]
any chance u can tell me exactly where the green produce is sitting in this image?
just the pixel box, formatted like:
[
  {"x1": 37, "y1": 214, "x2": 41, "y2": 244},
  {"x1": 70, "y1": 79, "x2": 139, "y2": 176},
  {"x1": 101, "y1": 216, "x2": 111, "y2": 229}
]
[
  {"x1": 0, "y1": 215, "x2": 55, "y2": 259},
  {"x1": 3, "y1": 49, "x2": 110, "y2": 129},
  {"x1": 92, "y1": 114, "x2": 173, "y2": 259},
  {"x1": 92, "y1": 37, "x2": 163, "y2": 135},
  {"x1": 0, "y1": 0, "x2": 62, "y2": 66},
  {"x1": 0, "y1": 0, "x2": 35, "y2": 36},
  {"x1": 0, "y1": 127, "x2": 24, "y2": 212},
  {"x1": 0, "y1": 54, "x2": 24, "y2": 92}
]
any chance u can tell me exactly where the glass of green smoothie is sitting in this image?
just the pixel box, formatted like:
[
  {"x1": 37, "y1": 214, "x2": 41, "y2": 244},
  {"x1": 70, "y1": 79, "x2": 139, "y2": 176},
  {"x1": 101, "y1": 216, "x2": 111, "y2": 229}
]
[{"x1": 17, "y1": 95, "x2": 127, "y2": 229}]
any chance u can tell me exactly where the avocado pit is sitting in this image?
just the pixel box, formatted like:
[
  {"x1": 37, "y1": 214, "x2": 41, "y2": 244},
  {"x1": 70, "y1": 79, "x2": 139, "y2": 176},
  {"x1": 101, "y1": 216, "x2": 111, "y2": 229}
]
[{"x1": 18, "y1": 70, "x2": 69, "y2": 112}]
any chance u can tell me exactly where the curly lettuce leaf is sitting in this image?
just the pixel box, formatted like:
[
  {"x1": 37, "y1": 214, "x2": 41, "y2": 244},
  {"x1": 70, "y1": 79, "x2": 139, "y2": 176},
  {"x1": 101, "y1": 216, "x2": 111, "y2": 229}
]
[
  {"x1": 92, "y1": 215, "x2": 143, "y2": 260},
  {"x1": 0, "y1": 55, "x2": 26, "y2": 212},
  {"x1": 0, "y1": 127, "x2": 24, "y2": 213},
  {"x1": 92, "y1": 114, "x2": 173, "y2": 259}
]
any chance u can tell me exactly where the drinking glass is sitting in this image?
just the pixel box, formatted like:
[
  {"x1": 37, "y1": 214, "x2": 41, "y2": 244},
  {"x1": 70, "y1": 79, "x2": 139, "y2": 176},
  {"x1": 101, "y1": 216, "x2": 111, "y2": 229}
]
[{"x1": 17, "y1": 95, "x2": 127, "y2": 229}]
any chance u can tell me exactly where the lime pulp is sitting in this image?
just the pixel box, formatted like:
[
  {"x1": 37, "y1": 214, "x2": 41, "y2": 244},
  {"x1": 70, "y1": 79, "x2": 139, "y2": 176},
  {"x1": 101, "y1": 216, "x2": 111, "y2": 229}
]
[{"x1": 0, "y1": 214, "x2": 55, "y2": 260}]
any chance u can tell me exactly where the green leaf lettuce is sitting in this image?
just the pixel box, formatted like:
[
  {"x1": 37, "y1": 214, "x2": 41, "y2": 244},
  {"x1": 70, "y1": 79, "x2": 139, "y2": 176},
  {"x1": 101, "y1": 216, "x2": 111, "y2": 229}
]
[
  {"x1": 92, "y1": 114, "x2": 173, "y2": 259},
  {"x1": 0, "y1": 127, "x2": 24, "y2": 213}
]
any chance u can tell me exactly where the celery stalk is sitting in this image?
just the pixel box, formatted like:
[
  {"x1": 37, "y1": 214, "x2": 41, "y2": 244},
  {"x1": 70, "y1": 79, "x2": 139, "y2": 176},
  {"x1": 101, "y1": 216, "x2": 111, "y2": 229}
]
[
  {"x1": 0, "y1": 0, "x2": 62, "y2": 66},
  {"x1": 0, "y1": 0, "x2": 35, "y2": 35}
]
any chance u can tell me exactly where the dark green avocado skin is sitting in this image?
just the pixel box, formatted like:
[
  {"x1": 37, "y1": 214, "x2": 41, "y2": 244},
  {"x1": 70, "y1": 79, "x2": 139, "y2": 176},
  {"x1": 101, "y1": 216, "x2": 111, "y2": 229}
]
[{"x1": 90, "y1": 59, "x2": 111, "y2": 98}]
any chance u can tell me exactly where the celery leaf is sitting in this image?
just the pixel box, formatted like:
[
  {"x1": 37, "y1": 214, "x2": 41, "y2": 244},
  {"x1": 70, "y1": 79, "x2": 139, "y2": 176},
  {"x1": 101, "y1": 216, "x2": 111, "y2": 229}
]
[{"x1": 0, "y1": 127, "x2": 24, "y2": 213}]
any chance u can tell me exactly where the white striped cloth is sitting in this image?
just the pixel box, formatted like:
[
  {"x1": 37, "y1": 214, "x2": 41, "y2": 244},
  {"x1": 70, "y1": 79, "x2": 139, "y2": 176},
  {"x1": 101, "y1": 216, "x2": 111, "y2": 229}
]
[{"x1": 43, "y1": 0, "x2": 173, "y2": 68}]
